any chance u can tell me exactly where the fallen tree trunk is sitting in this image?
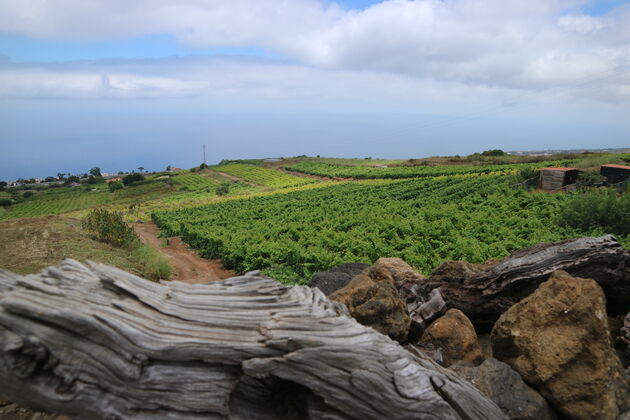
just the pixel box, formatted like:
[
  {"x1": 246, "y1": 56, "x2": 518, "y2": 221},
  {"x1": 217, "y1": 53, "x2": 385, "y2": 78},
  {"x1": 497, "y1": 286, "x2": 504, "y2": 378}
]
[
  {"x1": 0, "y1": 260, "x2": 506, "y2": 420},
  {"x1": 419, "y1": 235, "x2": 630, "y2": 331}
]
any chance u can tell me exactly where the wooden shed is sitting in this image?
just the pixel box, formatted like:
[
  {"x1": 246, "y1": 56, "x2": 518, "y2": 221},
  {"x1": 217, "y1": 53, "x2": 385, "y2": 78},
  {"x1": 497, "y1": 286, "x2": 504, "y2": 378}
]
[
  {"x1": 600, "y1": 164, "x2": 630, "y2": 184},
  {"x1": 538, "y1": 167, "x2": 580, "y2": 191}
]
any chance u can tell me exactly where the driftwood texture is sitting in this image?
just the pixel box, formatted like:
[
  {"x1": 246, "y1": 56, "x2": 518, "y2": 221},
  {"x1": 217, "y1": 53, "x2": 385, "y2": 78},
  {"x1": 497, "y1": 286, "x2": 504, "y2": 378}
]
[
  {"x1": 423, "y1": 235, "x2": 630, "y2": 331},
  {"x1": 0, "y1": 260, "x2": 506, "y2": 420}
]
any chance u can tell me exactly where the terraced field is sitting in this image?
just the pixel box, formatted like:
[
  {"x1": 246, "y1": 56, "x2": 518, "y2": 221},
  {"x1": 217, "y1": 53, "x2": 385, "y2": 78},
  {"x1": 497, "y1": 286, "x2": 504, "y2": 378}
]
[
  {"x1": 216, "y1": 163, "x2": 316, "y2": 188},
  {"x1": 285, "y1": 160, "x2": 575, "y2": 179}
]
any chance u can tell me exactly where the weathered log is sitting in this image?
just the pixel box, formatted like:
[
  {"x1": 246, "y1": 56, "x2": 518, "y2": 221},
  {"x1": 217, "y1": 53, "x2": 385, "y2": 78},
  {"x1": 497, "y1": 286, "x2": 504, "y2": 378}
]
[
  {"x1": 0, "y1": 259, "x2": 506, "y2": 419},
  {"x1": 419, "y1": 235, "x2": 630, "y2": 331}
]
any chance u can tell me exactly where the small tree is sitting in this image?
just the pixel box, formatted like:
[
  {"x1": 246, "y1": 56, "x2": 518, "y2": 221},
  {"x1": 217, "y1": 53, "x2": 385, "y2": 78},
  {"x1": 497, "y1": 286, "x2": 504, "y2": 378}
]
[
  {"x1": 0, "y1": 198, "x2": 12, "y2": 207},
  {"x1": 166, "y1": 165, "x2": 172, "y2": 171},
  {"x1": 122, "y1": 173, "x2": 145, "y2": 186},
  {"x1": 199, "y1": 163, "x2": 208, "y2": 170},
  {"x1": 90, "y1": 167, "x2": 102, "y2": 177},
  {"x1": 138, "y1": 167, "x2": 144, "y2": 173},
  {"x1": 0, "y1": 181, "x2": 6, "y2": 191},
  {"x1": 57, "y1": 173, "x2": 65, "y2": 181}
]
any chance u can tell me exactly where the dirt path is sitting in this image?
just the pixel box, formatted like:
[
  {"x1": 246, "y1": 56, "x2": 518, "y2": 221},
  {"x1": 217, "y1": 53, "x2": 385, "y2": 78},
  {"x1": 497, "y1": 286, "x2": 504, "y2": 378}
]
[{"x1": 133, "y1": 222, "x2": 235, "y2": 284}]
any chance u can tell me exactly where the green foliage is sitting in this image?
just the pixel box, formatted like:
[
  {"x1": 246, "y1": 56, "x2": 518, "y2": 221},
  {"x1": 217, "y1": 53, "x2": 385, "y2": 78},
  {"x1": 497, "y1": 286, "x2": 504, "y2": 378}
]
[
  {"x1": 90, "y1": 167, "x2": 102, "y2": 177},
  {"x1": 82, "y1": 208, "x2": 138, "y2": 248},
  {"x1": 122, "y1": 173, "x2": 145, "y2": 186},
  {"x1": 481, "y1": 149, "x2": 506, "y2": 156},
  {"x1": 154, "y1": 174, "x2": 585, "y2": 284},
  {"x1": 217, "y1": 163, "x2": 316, "y2": 188},
  {"x1": 108, "y1": 181, "x2": 124, "y2": 192},
  {"x1": 558, "y1": 189, "x2": 630, "y2": 236},
  {"x1": 199, "y1": 163, "x2": 208, "y2": 170},
  {"x1": 132, "y1": 243, "x2": 172, "y2": 281},
  {"x1": 216, "y1": 182, "x2": 230, "y2": 196},
  {"x1": 22, "y1": 191, "x2": 35, "y2": 198},
  {"x1": 0, "y1": 198, "x2": 12, "y2": 207}
]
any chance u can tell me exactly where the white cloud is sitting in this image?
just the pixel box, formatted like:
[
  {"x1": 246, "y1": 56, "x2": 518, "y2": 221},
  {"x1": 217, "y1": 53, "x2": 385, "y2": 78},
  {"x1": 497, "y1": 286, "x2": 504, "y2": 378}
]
[{"x1": 0, "y1": 0, "x2": 629, "y2": 99}]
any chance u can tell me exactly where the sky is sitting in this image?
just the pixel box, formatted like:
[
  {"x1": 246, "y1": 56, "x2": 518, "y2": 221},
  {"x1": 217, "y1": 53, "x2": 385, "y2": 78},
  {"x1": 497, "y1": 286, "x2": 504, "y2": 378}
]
[{"x1": 1, "y1": 0, "x2": 630, "y2": 180}]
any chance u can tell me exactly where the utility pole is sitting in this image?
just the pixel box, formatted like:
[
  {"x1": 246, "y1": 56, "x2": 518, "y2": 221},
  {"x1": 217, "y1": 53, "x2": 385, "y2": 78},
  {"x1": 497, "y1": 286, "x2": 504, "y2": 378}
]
[{"x1": 203, "y1": 144, "x2": 206, "y2": 165}]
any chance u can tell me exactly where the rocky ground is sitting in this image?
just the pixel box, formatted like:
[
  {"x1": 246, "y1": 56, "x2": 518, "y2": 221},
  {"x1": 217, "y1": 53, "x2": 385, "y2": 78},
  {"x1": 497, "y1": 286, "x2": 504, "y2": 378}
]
[{"x1": 314, "y1": 235, "x2": 630, "y2": 420}]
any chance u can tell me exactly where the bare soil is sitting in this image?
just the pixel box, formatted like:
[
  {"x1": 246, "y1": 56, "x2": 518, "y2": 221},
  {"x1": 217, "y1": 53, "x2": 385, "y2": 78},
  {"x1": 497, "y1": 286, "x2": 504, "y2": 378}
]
[{"x1": 133, "y1": 222, "x2": 235, "y2": 284}]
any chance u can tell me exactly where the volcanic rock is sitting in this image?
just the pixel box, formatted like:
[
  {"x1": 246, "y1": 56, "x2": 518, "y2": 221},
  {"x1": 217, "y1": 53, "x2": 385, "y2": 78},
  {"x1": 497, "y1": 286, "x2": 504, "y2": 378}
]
[
  {"x1": 309, "y1": 262, "x2": 369, "y2": 296},
  {"x1": 419, "y1": 309, "x2": 483, "y2": 367},
  {"x1": 450, "y1": 358, "x2": 556, "y2": 420},
  {"x1": 374, "y1": 257, "x2": 426, "y2": 284},
  {"x1": 329, "y1": 266, "x2": 410, "y2": 342},
  {"x1": 491, "y1": 270, "x2": 630, "y2": 420}
]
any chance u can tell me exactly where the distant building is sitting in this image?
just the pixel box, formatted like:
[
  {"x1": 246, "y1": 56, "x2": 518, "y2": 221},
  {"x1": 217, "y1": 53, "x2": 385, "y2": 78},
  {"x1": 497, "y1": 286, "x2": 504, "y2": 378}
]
[
  {"x1": 169, "y1": 167, "x2": 183, "y2": 172},
  {"x1": 600, "y1": 164, "x2": 630, "y2": 184},
  {"x1": 69, "y1": 182, "x2": 82, "y2": 187},
  {"x1": 538, "y1": 167, "x2": 580, "y2": 191},
  {"x1": 106, "y1": 177, "x2": 122, "y2": 183}
]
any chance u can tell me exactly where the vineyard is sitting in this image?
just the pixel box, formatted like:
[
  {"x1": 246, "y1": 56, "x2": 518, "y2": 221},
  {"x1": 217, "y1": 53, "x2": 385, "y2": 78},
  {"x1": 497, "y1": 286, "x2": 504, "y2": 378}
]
[
  {"x1": 285, "y1": 160, "x2": 574, "y2": 179},
  {"x1": 215, "y1": 163, "x2": 316, "y2": 188},
  {"x1": 0, "y1": 191, "x2": 110, "y2": 221},
  {"x1": 153, "y1": 173, "x2": 594, "y2": 284},
  {"x1": 170, "y1": 174, "x2": 218, "y2": 191}
]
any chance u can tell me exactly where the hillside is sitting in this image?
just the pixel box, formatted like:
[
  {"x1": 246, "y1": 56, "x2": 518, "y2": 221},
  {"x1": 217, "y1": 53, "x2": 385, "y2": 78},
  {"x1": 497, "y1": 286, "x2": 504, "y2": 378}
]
[{"x1": 1, "y1": 152, "x2": 629, "y2": 284}]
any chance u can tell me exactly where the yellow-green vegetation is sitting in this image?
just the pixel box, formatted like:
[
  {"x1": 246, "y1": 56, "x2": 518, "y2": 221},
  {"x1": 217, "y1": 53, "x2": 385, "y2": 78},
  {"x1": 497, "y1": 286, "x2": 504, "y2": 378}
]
[{"x1": 215, "y1": 163, "x2": 316, "y2": 188}]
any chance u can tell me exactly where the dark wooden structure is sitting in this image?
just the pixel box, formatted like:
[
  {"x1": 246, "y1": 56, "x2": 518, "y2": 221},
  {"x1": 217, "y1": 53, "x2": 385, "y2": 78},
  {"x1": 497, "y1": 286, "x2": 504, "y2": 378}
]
[
  {"x1": 601, "y1": 164, "x2": 630, "y2": 184},
  {"x1": 0, "y1": 260, "x2": 506, "y2": 419},
  {"x1": 538, "y1": 167, "x2": 580, "y2": 191}
]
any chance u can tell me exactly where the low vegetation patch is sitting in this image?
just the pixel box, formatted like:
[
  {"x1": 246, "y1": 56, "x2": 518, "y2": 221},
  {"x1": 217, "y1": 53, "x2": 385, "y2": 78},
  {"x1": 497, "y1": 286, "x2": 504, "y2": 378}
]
[
  {"x1": 83, "y1": 208, "x2": 171, "y2": 280},
  {"x1": 559, "y1": 189, "x2": 630, "y2": 237}
]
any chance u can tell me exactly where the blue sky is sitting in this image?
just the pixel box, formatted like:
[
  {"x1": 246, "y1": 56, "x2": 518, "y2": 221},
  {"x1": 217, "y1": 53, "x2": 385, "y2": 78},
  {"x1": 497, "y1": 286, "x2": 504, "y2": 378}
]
[{"x1": 1, "y1": 0, "x2": 630, "y2": 179}]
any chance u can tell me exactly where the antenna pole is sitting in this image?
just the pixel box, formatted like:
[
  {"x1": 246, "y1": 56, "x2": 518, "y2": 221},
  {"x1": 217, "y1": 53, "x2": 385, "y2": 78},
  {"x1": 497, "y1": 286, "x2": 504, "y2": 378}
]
[{"x1": 203, "y1": 144, "x2": 206, "y2": 165}]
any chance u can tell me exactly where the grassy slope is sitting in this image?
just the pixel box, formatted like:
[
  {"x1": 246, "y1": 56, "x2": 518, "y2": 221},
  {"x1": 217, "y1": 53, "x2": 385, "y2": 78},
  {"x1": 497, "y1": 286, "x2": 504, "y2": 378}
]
[{"x1": 0, "y1": 216, "x2": 146, "y2": 276}]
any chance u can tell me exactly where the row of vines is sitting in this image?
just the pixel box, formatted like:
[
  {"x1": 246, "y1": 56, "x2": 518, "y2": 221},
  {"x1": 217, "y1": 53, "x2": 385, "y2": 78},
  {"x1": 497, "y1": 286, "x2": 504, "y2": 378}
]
[
  {"x1": 216, "y1": 163, "x2": 316, "y2": 188},
  {"x1": 285, "y1": 160, "x2": 575, "y2": 179}
]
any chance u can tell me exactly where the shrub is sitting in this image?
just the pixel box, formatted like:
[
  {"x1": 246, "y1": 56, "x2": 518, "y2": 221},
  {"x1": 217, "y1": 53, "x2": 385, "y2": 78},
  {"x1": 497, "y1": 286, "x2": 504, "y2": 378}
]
[
  {"x1": 22, "y1": 191, "x2": 34, "y2": 198},
  {"x1": 0, "y1": 198, "x2": 12, "y2": 207},
  {"x1": 216, "y1": 182, "x2": 230, "y2": 196},
  {"x1": 122, "y1": 173, "x2": 145, "y2": 186},
  {"x1": 558, "y1": 189, "x2": 630, "y2": 236},
  {"x1": 82, "y1": 208, "x2": 138, "y2": 248},
  {"x1": 132, "y1": 244, "x2": 172, "y2": 281},
  {"x1": 108, "y1": 181, "x2": 124, "y2": 192}
]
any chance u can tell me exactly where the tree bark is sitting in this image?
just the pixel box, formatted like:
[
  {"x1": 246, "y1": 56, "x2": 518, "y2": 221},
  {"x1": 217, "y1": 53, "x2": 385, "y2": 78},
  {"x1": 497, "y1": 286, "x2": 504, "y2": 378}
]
[{"x1": 0, "y1": 260, "x2": 506, "y2": 420}]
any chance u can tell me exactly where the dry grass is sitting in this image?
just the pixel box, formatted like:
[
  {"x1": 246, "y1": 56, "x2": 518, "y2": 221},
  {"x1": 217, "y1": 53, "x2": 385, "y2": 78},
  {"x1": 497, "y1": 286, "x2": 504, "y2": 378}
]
[{"x1": 0, "y1": 215, "x2": 145, "y2": 275}]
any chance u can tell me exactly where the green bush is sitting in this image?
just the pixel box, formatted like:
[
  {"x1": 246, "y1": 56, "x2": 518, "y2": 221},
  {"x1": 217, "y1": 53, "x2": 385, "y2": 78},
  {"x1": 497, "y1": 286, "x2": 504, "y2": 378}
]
[
  {"x1": 22, "y1": 191, "x2": 34, "y2": 198},
  {"x1": 132, "y1": 244, "x2": 172, "y2": 281},
  {"x1": 216, "y1": 182, "x2": 230, "y2": 196},
  {"x1": 122, "y1": 173, "x2": 145, "y2": 186},
  {"x1": 108, "y1": 181, "x2": 124, "y2": 192},
  {"x1": 0, "y1": 198, "x2": 12, "y2": 207},
  {"x1": 82, "y1": 208, "x2": 138, "y2": 248},
  {"x1": 558, "y1": 189, "x2": 630, "y2": 236}
]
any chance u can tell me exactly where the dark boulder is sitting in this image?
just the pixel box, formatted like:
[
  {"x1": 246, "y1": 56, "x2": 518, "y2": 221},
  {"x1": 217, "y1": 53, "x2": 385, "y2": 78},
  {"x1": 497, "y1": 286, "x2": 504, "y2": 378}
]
[
  {"x1": 450, "y1": 358, "x2": 556, "y2": 420},
  {"x1": 309, "y1": 262, "x2": 369, "y2": 296}
]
